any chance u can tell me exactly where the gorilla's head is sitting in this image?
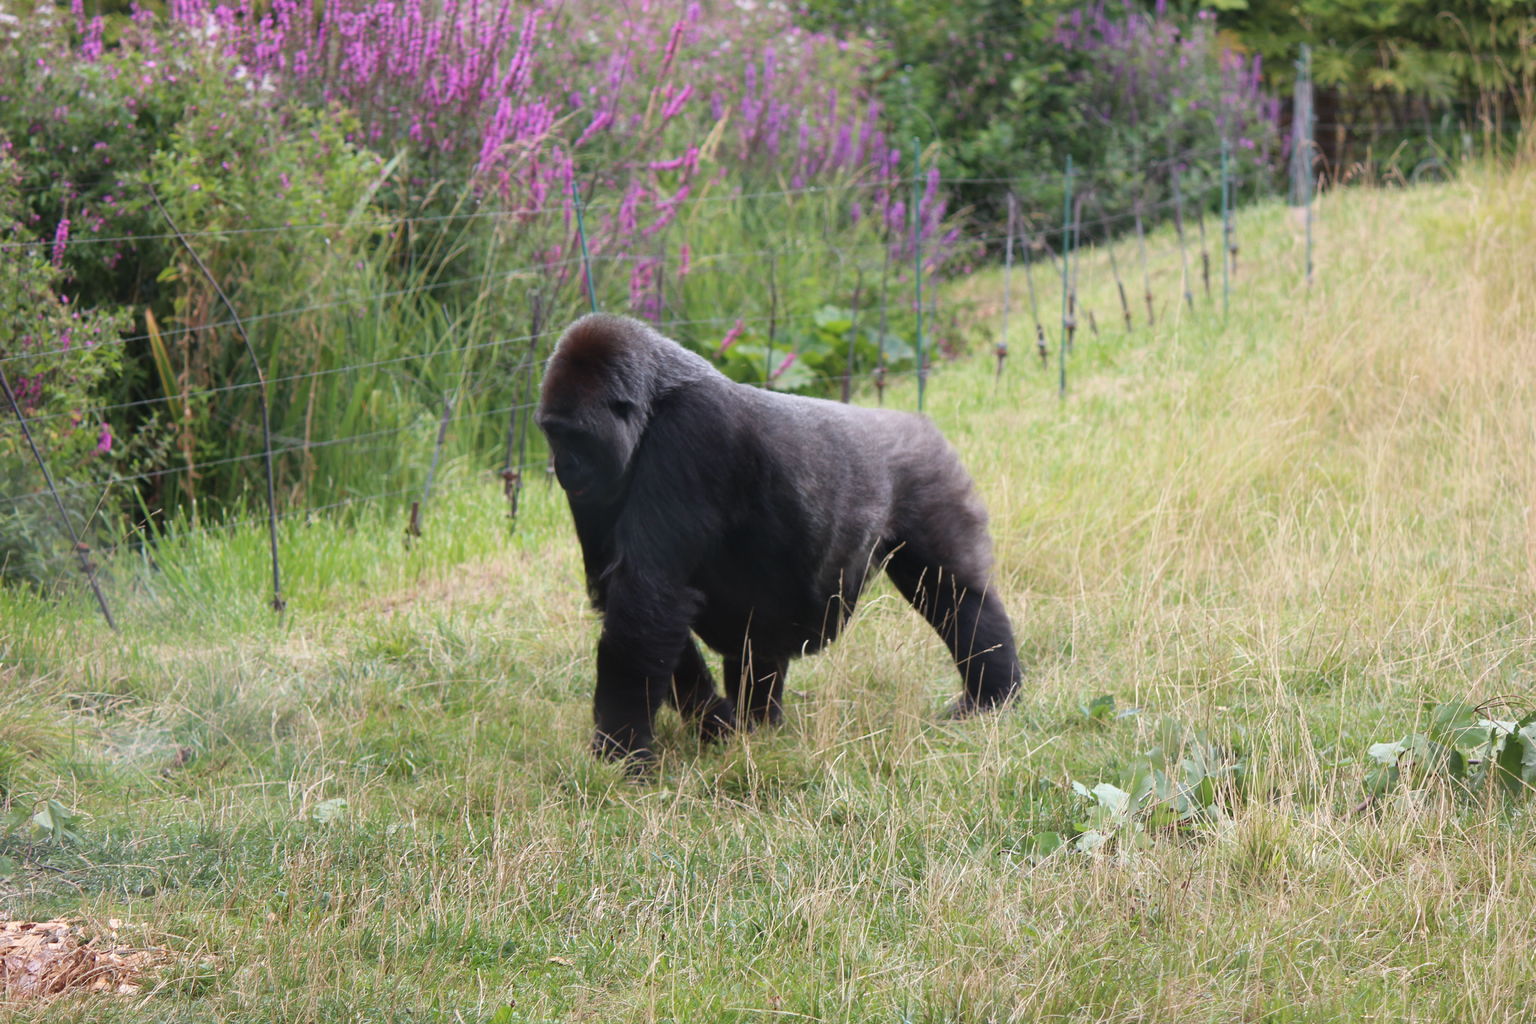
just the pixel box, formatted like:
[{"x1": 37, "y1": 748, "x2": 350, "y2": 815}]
[{"x1": 536, "y1": 314, "x2": 708, "y2": 506}]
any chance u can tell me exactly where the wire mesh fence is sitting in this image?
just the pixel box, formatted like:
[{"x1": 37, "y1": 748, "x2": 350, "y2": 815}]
[{"x1": 1, "y1": 108, "x2": 1471, "y2": 625}]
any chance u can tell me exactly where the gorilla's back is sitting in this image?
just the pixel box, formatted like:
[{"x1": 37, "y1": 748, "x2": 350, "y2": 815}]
[{"x1": 682, "y1": 381, "x2": 985, "y2": 659}]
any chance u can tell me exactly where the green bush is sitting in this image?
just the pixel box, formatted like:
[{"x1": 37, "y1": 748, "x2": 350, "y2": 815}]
[
  {"x1": 144, "y1": 73, "x2": 405, "y2": 512},
  {"x1": 800, "y1": 0, "x2": 1281, "y2": 236},
  {"x1": 0, "y1": 9, "x2": 490, "y2": 517},
  {"x1": 0, "y1": 151, "x2": 132, "y2": 586},
  {"x1": 0, "y1": 6, "x2": 190, "y2": 310}
]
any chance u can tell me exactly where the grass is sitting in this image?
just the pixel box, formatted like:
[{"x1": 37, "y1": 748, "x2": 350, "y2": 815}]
[{"x1": 2, "y1": 165, "x2": 1535, "y2": 1022}]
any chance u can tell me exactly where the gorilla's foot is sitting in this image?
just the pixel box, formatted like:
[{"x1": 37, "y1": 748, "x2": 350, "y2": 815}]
[
  {"x1": 591, "y1": 730, "x2": 658, "y2": 775},
  {"x1": 695, "y1": 696, "x2": 737, "y2": 743},
  {"x1": 942, "y1": 689, "x2": 1017, "y2": 720}
]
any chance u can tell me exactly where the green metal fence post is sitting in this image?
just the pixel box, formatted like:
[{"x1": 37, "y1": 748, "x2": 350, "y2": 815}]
[
  {"x1": 1221, "y1": 136, "x2": 1232, "y2": 319},
  {"x1": 912, "y1": 138, "x2": 926, "y2": 412},
  {"x1": 572, "y1": 177, "x2": 597, "y2": 313},
  {"x1": 1059, "y1": 155, "x2": 1073, "y2": 400}
]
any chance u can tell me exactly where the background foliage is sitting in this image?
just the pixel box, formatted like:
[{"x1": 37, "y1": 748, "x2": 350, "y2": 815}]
[
  {"x1": 1214, "y1": 0, "x2": 1536, "y2": 172},
  {"x1": 800, "y1": 0, "x2": 1280, "y2": 231},
  {"x1": 0, "y1": 0, "x2": 944, "y2": 580},
  {"x1": 2, "y1": 0, "x2": 1532, "y2": 586}
]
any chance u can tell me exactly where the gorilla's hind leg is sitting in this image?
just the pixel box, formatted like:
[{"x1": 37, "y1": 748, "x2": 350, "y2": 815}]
[
  {"x1": 671, "y1": 640, "x2": 736, "y2": 742},
  {"x1": 883, "y1": 547, "x2": 1022, "y2": 714},
  {"x1": 725, "y1": 651, "x2": 789, "y2": 728}
]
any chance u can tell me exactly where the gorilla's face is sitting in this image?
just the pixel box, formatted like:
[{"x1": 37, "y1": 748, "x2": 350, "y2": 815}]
[
  {"x1": 538, "y1": 389, "x2": 643, "y2": 507},
  {"x1": 537, "y1": 317, "x2": 660, "y2": 509}
]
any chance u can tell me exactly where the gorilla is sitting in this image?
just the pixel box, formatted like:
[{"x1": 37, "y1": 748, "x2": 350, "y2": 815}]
[{"x1": 536, "y1": 313, "x2": 1022, "y2": 766}]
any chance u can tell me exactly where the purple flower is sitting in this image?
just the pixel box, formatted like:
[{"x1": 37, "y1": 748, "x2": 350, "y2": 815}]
[
  {"x1": 51, "y1": 219, "x2": 70, "y2": 268},
  {"x1": 573, "y1": 110, "x2": 611, "y2": 149},
  {"x1": 716, "y1": 319, "x2": 745, "y2": 357},
  {"x1": 659, "y1": 16, "x2": 685, "y2": 78},
  {"x1": 95, "y1": 422, "x2": 113, "y2": 456},
  {"x1": 82, "y1": 16, "x2": 105, "y2": 60},
  {"x1": 661, "y1": 83, "x2": 693, "y2": 120}
]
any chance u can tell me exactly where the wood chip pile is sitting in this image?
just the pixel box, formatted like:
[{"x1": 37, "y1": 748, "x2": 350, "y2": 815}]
[{"x1": 1, "y1": 918, "x2": 164, "y2": 998}]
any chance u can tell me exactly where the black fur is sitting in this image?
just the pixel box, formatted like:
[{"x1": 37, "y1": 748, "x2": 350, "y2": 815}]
[{"x1": 536, "y1": 313, "x2": 1022, "y2": 765}]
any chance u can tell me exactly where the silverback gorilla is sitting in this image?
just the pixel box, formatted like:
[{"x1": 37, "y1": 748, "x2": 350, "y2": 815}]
[{"x1": 536, "y1": 313, "x2": 1022, "y2": 766}]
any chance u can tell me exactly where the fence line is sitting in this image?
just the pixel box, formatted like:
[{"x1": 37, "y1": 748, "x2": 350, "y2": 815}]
[
  {"x1": 0, "y1": 140, "x2": 1266, "y2": 250},
  {"x1": 3, "y1": 187, "x2": 1233, "y2": 374},
  {"x1": 4, "y1": 116, "x2": 1389, "y2": 618},
  {"x1": 0, "y1": 176, "x2": 927, "y2": 255},
  {"x1": 3, "y1": 193, "x2": 1253, "y2": 459}
]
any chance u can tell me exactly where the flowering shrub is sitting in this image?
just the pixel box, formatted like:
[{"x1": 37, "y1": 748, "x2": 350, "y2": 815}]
[
  {"x1": 0, "y1": 150, "x2": 131, "y2": 585},
  {"x1": 1056, "y1": 2, "x2": 1276, "y2": 158},
  {"x1": 0, "y1": 4, "x2": 195, "y2": 308},
  {"x1": 163, "y1": 0, "x2": 947, "y2": 354},
  {"x1": 800, "y1": 0, "x2": 1279, "y2": 238},
  {"x1": 1052, "y1": 0, "x2": 1279, "y2": 223}
]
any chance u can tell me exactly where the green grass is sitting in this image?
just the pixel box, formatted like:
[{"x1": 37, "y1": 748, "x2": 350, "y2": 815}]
[{"x1": 3, "y1": 167, "x2": 1535, "y2": 1022}]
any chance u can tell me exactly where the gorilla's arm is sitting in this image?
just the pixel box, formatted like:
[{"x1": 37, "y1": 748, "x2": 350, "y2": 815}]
[
  {"x1": 590, "y1": 562, "x2": 702, "y2": 762},
  {"x1": 587, "y1": 386, "x2": 736, "y2": 763}
]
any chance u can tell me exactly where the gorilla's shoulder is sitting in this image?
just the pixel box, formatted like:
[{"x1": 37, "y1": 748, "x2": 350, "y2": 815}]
[{"x1": 767, "y1": 392, "x2": 944, "y2": 444}]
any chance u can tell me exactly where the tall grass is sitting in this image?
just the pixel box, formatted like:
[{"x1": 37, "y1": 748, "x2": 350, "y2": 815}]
[{"x1": 1, "y1": 167, "x2": 1534, "y2": 1022}]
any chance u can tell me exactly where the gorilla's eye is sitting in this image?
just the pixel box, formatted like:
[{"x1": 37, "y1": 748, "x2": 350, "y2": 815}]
[{"x1": 610, "y1": 399, "x2": 636, "y2": 420}]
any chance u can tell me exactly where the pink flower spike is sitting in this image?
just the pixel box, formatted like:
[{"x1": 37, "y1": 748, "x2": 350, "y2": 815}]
[
  {"x1": 51, "y1": 219, "x2": 71, "y2": 268},
  {"x1": 95, "y1": 422, "x2": 113, "y2": 456},
  {"x1": 573, "y1": 110, "x2": 612, "y2": 149},
  {"x1": 659, "y1": 16, "x2": 685, "y2": 78},
  {"x1": 716, "y1": 318, "x2": 745, "y2": 357},
  {"x1": 661, "y1": 82, "x2": 694, "y2": 120}
]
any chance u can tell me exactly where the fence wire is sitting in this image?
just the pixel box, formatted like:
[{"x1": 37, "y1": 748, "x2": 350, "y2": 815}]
[{"x1": 2, "y1": 127, "x2": 1388, "y2": 623}]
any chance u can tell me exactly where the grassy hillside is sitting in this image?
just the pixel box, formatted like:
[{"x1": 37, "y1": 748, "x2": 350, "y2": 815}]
[{"x1": 2, "y1": 168, "x2": 1534, "y2": 1021}]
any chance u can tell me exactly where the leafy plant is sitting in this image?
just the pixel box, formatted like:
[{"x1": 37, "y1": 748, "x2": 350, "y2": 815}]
[
  {"x1": 1, "y1": 797, "x2": 83, "y2": 846},
  {"x1": 711, "y1": 305, "x2": 918, "y2": 395},
  {"x1": 1365, "y1": 700, "x2": 1536, "y2": 801},
  {"x1": 0, "y1": 150, "x2": 133, "y2": 585},
  {"x1": 1077, "y1": 692, "x2": 1140, "y2": 726},
  {"x1": 1031, "y1": 718, "x2": 1245, "y2": 858},
  {"x1": 309, "y1": 797, "x2": 349, "y2": 827}
]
